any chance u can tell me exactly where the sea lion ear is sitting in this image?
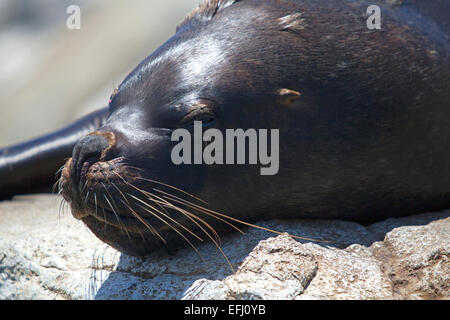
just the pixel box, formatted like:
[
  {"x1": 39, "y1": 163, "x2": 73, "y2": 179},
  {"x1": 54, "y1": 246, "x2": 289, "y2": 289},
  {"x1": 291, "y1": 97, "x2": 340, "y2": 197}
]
[
  {"x1": 277, "y1": 88, "x2": 301, "y2": 104},
  {"x1": 176, "y1": 0, "x2": 241, "y2": 32},
  {"x1": 275, "y1": 88, "x2": 302, "y2": 107}
]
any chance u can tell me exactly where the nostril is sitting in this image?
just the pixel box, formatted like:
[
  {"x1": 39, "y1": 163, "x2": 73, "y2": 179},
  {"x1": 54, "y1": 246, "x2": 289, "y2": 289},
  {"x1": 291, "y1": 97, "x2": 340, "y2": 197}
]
[{"x1": 72, "y1": 133, "x2": 111, "y2": 182}]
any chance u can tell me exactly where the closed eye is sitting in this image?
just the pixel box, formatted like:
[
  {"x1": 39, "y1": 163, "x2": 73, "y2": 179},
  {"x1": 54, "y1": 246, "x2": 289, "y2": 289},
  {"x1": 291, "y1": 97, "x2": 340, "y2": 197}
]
[
  {"x1": 177, "y1": 98, "x2": 218, "y2": 129},
  {"x1": 187, "y1": 116, "x2": 216, "y2": 128}
]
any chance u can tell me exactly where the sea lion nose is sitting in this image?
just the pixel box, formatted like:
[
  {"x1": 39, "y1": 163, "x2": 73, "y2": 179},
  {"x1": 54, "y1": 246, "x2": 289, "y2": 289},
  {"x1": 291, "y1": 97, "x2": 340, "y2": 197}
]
[{"x1": 71, "y1": 132, "x2": 114, "y2": 183}]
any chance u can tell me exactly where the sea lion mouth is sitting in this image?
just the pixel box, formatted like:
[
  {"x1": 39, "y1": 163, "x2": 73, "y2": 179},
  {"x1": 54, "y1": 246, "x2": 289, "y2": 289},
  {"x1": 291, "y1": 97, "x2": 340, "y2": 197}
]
[
  {"x1": 60, "y1": 156, "x2": 148, "y2": 226},
  {"x1": 58, "y1": 155, "x2": 228, "y2": 255}
]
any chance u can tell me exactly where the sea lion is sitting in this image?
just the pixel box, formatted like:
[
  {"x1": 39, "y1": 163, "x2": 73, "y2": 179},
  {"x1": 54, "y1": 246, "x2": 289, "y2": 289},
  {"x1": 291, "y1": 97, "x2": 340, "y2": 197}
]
[{"x1": 0, "y1": 0, "x2": 449, "y2": 256}]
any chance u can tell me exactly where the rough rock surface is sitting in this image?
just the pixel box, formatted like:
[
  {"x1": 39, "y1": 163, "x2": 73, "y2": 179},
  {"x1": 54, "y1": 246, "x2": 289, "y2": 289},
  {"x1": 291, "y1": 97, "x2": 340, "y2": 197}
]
[{"x1": 0, "y1": 195, "x2": 448, "y2": 300}]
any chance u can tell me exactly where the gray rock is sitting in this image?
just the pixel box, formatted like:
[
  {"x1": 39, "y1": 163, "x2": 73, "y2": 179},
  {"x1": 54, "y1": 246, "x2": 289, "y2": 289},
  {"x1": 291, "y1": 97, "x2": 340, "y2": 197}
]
[{"x1": 0, "y1": 195, "x2": 448, "y2": 300}]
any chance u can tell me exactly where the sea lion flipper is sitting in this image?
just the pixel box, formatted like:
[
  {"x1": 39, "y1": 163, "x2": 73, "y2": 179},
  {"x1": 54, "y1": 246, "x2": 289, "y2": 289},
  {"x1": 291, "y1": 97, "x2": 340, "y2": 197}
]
[{"x1": 0, "y1": 108, "x2": 109, "y2": 201}]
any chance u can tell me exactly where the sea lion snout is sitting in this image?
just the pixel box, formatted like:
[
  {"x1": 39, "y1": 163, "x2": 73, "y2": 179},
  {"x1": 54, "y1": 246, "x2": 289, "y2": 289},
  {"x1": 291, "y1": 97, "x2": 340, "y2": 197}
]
[{"x1": 70, "y1": 131, "x2": 116, "y2": 184}]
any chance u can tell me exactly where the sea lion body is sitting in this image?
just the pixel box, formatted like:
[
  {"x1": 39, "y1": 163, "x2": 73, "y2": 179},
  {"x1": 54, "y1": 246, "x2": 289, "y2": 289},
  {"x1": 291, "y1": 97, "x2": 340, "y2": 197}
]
[{"x1": 1, "y1": 0, "x2": 449, "y2": 256}]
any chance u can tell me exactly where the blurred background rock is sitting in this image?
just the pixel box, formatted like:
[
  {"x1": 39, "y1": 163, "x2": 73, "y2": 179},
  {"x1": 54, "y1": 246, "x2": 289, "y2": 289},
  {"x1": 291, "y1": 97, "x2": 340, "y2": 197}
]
[{"x1": 0, "y1": 0, "x2": 199, "y2": 147}]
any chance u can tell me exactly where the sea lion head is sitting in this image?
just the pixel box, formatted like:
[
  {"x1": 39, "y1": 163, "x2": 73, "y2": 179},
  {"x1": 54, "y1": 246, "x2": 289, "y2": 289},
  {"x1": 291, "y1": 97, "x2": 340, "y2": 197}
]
[{"x1": 60, "y1": 0, "x2": 301, "y2": 256}]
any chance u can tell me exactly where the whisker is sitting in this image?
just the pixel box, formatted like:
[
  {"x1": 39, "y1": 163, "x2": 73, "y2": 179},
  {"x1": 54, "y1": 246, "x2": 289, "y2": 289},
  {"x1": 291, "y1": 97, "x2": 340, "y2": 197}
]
[
  {"x1": 120, "y1": 176, "x2": 242, "y2": 235},
  {"x1": 152, "y1": 188, "x2": 245, "y2": 234},
  {"x1": 126, "y1": 186, "x2": 234, "y2": 271},
  {"x1": 145, "y1": 198, "x2": 234, "y2": 272},
  {"x1": 136, "y1": 189, "x2": 224, "y2": 247},
  {"x1": 134, "y1": 176, "x2": 209, "y2": 205},
  {"x1": 158, "y1": 190, "x2": 333, "y2": 244},
  {"x1": 158, "y1": 200, "x2": 223, "y2": 248},
  {"x1": 53, "y1": 165, "x2": 66, "y2": 194},
  {"x1": 116, "y1": 172, "x2": 220, "y2": 246},
  {"x1": 103, "y1": 193, "x2": 130, "y2": 239},
  {"x1": 82, "y1": 180, "x2": 89, "y2": 192},
  {"x1": 55, "y1": 164, "x2": 65, "y2": 176},
  {"x1": 119, "y1": 199, "x2": 163, "y2": 243},
  {"x1": 110, "y1": 181, "x2": 157, "y2": 243},
  {"x1": 129, "y1": 195, "x2": 204, "y2": 256},
  {"x1": 127, "y1": 193, "x2": 203, "y2": 242},
  {"x1": 147, "y1": 193, "x2": 220, "y2": 245},
  {"x1": 115, "y1": 175, "x2": 228, "y2": 246},
  {"x1": 114, "y1": 172, "x2": 227, "y2": 263},
  {"x1": 58, "y1": 197, "x2": 65, "y2": 218},
  {"x1": 120, "y1": 164, "x2": 144, "y2": 173},
  {"x1": 113, "y1": 171, "x2": 236, "y2": 272},
  {"x1": 119, "y1": 172, "x2": 330, "y2": 243},
  {"x1": 101, "y1": 183, "x2": 130, "y2": 240},
  {"x1": 101, "y1": 206, "x2": 108, "y2": 234},
  {"x1": 113, "y1": 172, "x2": 195, "y2": 234},
  {"x1": 52, "y1": 179, "x2": 60, "y2": 194},
  {"x1": 84, "y1": 190, "x2": 90, "y2": 204},
  {"x1": 94, "y1": 193, "x2": 98, "y2": 217},
  {"x1": 113, "y1": 172, "x2": 221, "y2": 258}
]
